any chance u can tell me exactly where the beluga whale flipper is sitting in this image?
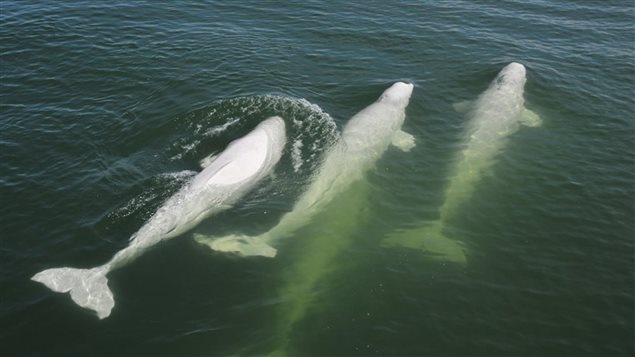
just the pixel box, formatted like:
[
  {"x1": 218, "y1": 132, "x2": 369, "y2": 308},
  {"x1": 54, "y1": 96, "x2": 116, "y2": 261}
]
[
  {"x1": 32, "y1": 116, "x2": 287, "y2": 319},
  {"x1": 195, "y1": 82, "x2": 416, "y2": 257},
  {"x1": 382, "y1": 62, "x2": 542, "y2": 263}
]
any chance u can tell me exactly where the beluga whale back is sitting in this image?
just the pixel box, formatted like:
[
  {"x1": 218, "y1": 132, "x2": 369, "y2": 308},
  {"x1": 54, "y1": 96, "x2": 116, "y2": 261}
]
[
  {"x1": 383, "y1": 62, "x2": 542, "y2": 263},
  {"x1": 196, "y1": 82, "x2": 416, "y2": 257},
  {"x1": 32, "y1": 116, "x2": 287, "y2": 319}
]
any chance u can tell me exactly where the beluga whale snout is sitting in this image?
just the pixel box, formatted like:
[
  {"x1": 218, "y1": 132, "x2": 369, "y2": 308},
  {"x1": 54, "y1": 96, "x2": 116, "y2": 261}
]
[
  {"x1": 493, "y1": 62, "x2": 527, "y2": 89},
  {"x1": 378, "y1": 82, "x2": 414, "y2": 105},
  {"x1": 503, "y1": 61, "x2": 526, "y2": 74},
  {"x1": 32, "y1": 116, "x2": 287, "y2": 319}
]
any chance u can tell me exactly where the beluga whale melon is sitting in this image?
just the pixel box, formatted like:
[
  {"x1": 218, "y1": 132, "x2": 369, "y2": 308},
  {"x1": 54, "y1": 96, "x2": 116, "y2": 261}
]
[
  {"x1": 32, "y1": 116, "x2": 287, "y2": 319},
  {"x1": 195, "y1": 82, "x2": 416, "y2": 257},
  {"x1": 382, "y1": 62, "x2": 542, "y2": 263}
]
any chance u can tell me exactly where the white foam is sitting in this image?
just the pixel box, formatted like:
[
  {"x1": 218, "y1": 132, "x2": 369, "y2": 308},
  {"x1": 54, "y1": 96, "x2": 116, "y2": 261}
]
[
  {"x1": 291, "y1": 139, "x2": 304, "y2": 172},
  {"x1": 204, "y1": 116, "x2": 241, "y2": 137},
  {"x1": 157, "y1": 170, "x2": 197, "y2": 180},
  {"x1": 170, "y1": 139, "x2": 201, "y2": 161}
]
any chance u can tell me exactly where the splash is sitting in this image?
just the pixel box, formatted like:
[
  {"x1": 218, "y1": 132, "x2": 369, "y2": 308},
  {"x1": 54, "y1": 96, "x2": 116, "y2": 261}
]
[{"x1": 168, "y1": 95, "x2": 338, "y2": 177}]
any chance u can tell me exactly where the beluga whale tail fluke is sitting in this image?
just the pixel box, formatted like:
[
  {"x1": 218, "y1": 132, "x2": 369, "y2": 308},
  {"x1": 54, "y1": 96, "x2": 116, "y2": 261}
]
[
  {"x1": 32, "y1": 116, "x2": 287, "y2": 319},
  {"x1": 32, "y1": 267, "x2": 113, "y2": 319},
  {"x1": 382, "y1": 62, "x2": 541, "y2": 264},
  {"x1": 382, "y1": 222, "x2": 467, "y2": 264},
  {"x1": 196, "y1": 233, "x2": 278, "y2": 257}
]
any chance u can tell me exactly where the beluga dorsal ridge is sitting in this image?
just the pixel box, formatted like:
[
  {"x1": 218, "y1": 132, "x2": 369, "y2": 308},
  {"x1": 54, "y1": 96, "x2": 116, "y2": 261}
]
[
  {"x1": 382, "y1": 62, "x2": 542, "y2": 264},
  {"x1": 195, "y1": 82, "x2": 416, "y2": 257},
  {"x1": 31, "y1": 116, "x2": 287, "y2": 319}
]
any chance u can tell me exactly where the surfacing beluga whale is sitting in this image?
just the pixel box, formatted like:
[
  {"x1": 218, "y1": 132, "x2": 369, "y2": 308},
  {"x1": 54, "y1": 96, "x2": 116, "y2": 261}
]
[
  {"x1": 32, "y1": 116, "x2": 287, "y2": 319},
  {"x1": 383, "y1": 62, "x2": 542, "y2": 263},
  {"x1": 195, "y1": 82, "x2": 416, "y2": 257}
]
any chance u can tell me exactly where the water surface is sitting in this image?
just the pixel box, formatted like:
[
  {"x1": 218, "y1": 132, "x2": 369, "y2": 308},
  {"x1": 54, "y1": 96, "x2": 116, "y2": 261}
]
[{"x1": 1, "y1": 1, "x2": 633, "y2": 356}]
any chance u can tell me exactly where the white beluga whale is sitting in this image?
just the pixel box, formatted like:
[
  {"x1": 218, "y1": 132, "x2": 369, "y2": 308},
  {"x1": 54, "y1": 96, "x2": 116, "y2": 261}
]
[
  {"x1": 382, "y1": 62, "x2": 542, "y2": 263},
  {"x1": 32, "y1": 116, "x2": 287, "y2": 319},
  {"x1": 195, "y1": 82, "x2": 416, "y2": 257}
]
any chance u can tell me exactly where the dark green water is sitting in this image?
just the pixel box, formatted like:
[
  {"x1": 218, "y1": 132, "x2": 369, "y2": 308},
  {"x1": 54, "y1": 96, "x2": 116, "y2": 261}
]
[{"x1": 1, "y1": 1, "x2": 633, "y2": 356}]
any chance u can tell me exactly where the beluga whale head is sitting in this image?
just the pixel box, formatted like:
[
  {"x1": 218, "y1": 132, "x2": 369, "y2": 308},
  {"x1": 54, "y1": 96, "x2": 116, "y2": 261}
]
[
  {"x1": 378, "y1": 81, "x2": 414, "y2": 106},
  {"x1": 492, "y1": 62, "x2": 527, "y2": 91},
  {"x1": 255, "y1": 115, "x2": 287, "y2": 149}
]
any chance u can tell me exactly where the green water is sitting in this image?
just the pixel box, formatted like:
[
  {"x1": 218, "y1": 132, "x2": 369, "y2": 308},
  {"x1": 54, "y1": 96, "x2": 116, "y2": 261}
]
[{"x1": 1, "y1": 1, "x2": 633, "y2": 356}]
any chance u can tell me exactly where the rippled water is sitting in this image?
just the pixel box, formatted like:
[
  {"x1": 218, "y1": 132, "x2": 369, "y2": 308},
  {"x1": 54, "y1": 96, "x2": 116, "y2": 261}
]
[{"x1": 1, "y1": 1, "x2": 633, "y2": 356}]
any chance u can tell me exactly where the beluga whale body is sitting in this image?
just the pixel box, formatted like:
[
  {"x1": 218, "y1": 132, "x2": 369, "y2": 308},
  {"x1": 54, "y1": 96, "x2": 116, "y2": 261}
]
[
  {"x1": 196, "y1": 82, "x2": 416, "y2": 257},
  {"x1": 383, "y1": 62, "x2": 542, "y2": 263},
  {"x1": 32, "y1": 116, "x2": 287, "y2": 319}
]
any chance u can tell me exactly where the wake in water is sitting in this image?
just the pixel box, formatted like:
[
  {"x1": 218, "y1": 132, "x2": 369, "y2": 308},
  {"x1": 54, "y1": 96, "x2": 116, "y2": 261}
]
[
  {"x1": 168, "y1": 95, "x2": 339, "y2": 171},
  {"x1": 104, "y1": 170, "x2": 197, "y2": 224}
]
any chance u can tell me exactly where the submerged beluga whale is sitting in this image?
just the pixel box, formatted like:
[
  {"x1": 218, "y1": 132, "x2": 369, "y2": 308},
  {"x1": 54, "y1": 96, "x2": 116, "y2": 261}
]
[
  {"x1": 32, "y1": 116, "x2": 287, "y2": 319},
  {"x1": 382, "y1": 62, "x2": 542, "y2": 263},
  {"x1": 195, "y1": 82, "x2": 416, "y2": 257}
]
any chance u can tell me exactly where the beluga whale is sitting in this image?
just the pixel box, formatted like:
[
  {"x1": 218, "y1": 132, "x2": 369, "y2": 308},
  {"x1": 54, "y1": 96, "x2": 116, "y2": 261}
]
[
  {"x1": 382, "y1": 62, "x2": 542, "y2": 263},
  {"x1": 195, "y1": 82, "x2": 416, "y2": 257},
  {"x1": 32, "y1": 116, "x2": 287, "y2": 319}
]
